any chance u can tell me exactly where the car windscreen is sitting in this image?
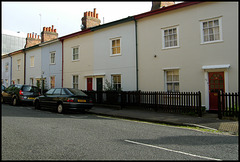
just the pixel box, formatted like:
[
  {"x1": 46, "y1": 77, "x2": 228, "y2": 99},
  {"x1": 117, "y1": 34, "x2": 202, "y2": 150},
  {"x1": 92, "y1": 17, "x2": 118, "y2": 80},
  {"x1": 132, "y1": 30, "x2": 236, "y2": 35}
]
[{"x1": 67, "y1": 88, "x2": 87, "y2": 96}]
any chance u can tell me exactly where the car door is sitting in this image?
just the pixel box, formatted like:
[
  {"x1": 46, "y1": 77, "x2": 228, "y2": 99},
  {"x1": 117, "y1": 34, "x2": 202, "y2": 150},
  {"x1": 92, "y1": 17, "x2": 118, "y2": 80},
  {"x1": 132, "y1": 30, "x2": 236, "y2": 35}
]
[
  {"x1": 40, "y1": 88, "x2": 55, "y2": 108},
  {"x1": 52, "y1": 88, "x2": 61, "y2": 107},
  {"x1": 2, "y1": 85, "x2": 14, "y2": 102}
]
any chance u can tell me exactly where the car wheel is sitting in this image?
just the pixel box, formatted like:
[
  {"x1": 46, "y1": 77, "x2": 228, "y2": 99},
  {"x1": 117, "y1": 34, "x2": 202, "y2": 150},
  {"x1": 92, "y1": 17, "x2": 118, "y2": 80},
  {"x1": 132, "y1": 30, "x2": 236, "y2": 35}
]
[
  {"x1": 35, "y1": 100, "x2": 41, "y2": 110},
  {"x1": 57, "y1": 103, "x2": 64, "y2": 114},
  {"x1": 12, "y1": 97, "x2": 18, "y2": 106}
]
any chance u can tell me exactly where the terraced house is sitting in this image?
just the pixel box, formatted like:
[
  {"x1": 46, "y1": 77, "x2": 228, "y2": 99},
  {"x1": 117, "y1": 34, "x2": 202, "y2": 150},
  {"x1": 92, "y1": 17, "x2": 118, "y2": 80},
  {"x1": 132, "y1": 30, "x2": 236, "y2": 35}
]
[
  {"x1": 135, "y1": 2, "x2": 238, "y2": 111},
  {"x1": 2, "y1": 2, "x2": 238, "y2": 112}
]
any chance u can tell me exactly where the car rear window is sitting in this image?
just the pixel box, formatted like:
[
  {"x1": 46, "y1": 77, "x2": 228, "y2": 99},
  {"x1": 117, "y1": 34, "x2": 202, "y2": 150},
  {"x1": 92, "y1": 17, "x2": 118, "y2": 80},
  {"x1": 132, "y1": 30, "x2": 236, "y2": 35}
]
[
  {"x1": 67, "y1": 88, "x2": 87, "y2": 96},
  {"x1": 22, "y1": 86, "x2": 32, "y2": 92}
]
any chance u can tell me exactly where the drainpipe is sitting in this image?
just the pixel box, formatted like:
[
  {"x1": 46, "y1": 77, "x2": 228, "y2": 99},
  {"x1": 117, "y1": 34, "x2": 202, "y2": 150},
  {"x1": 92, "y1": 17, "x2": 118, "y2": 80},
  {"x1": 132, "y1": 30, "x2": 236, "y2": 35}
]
[
  {"x1": 23, "y1": 49, "x2": 26, "y2": 84},
  {"x1": 9, "y1": 54, "x2": 12, "y2": 84},
  {"x1": 61, "y1": 40, "x2": 64, "y2": 88},
  {"x1": 134, "y1": 19, "x2": 139, "y2": 91}
]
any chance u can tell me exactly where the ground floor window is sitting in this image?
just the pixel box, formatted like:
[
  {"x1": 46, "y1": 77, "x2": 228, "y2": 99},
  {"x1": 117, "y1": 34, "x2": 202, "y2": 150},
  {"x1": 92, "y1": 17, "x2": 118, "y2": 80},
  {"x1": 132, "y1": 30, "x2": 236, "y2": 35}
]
[
  {"x1": 30, "y1": 78, "x2": 34, "y2": 86},
  {"x1": 5, "y1": 79, "x2": 9, "y2": 87},
  {"x1": 73, "y1": 75, "x2": 79, "y2": 89},
  {"x1": 111, "y1": 74, "x2": 121, "y2": 91},
  {"x1": 50, "y1": 76, "x2": 55, "y2": 88},
  {"x1": 165, "y1": 70, "x2": 179, "y2": 92}
]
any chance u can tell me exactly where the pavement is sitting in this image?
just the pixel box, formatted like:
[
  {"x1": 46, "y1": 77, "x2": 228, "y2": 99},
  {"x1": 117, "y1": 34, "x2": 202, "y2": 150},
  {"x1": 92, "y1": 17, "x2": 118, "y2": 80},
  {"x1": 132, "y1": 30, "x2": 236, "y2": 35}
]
[{"x1": 88, "y1": 105, "x2": 239, "y2": 136}]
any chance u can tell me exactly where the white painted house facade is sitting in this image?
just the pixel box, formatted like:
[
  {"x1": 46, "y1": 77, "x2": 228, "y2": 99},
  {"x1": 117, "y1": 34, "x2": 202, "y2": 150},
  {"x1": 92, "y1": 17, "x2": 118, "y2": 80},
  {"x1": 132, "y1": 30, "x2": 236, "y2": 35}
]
[
  {"x1": 91, "y1": 19, "x2": 137, "y2": 91},
  {"x1": 135, "y1": 2, "x2": 238, "y2": 111},
  {"x1": 1, "y1": 54, "x2": 11, "y2": 87}
]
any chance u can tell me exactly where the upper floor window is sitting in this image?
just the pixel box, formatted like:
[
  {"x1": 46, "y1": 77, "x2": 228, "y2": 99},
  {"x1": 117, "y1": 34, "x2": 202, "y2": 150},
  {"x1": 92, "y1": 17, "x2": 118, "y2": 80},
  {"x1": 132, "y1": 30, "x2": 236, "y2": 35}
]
[
  {"x1": 50, "y1": 52, "x2": 56, "y2": 64},
  {"x1": 30, "y1": 56, "x2": 34, "y2": 67},
  {"x1": 17, "y1": 59, "x2": 21, "y2": 71},
  {"x1": 110, "y1": 38, "x2": 121, "y2": 56},
  {"x1": 72, "y1": 46, "x2": 79, "y2": 61},
  {"x1": 5, "y1": 62, "x2": 9, "y2": 72},
  {"x1": 162, "y1": 26, "x2": 179, "y2": 49},
  {"x1": 200, "y1": 17, "x2": 222, "y2": 44}
]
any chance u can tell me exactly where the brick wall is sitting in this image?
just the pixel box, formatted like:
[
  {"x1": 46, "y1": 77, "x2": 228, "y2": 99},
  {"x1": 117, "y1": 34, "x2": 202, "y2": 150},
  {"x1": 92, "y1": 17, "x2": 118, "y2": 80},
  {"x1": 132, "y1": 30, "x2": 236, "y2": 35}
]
[
  {"x1": 25, "y1": 32, "x2": 41, "y2": 48},
  {"x1": 81, "y1": 8, "x2": 101, "y2": 30}
]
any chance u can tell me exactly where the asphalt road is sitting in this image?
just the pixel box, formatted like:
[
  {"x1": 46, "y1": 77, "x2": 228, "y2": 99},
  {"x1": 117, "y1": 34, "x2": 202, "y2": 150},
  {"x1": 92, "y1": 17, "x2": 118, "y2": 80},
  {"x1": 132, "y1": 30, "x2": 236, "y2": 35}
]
[{"x1": 2, "y1": 104, "x2": 239, "y2": 160}]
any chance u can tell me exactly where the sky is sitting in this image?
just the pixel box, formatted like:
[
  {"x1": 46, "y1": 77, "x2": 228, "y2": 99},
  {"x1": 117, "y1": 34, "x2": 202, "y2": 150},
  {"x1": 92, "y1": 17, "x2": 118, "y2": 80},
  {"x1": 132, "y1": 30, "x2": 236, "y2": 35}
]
[{"x1": 2, "y1": 1, "x2": 156, "y2": 38}]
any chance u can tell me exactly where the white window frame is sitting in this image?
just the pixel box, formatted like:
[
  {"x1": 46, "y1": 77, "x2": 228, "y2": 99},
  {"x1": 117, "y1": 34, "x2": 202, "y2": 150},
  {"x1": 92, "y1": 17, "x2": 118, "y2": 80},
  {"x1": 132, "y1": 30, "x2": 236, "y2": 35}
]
[
  {"x1": 72, "y1": 75, "x2": 79, "y2": 89},
  {"x1": 110, "y1": 37, "x2": 121, "y2": 56},
  {"x1": 17, "y1": 79, "x2": 20, "y2": 84},
  {"x1": 50, "y1": 76, "x2": 55, "y2": 88},
  {"x1": 72, "y1": 46, "x2": 79, "y2": 61},
  {"x1": 5, "y1": 62, "x2": 9, "y2": 72},
  {"x1": 30, "y1": 56, "x2": 34, "y2": 67},
  {"x1": 50, "y1": 52, "x2": 56, "y2": 64},
  {"x1": 17, "y1": 59, "x2": 21, "y2": 71},
  {"x1": 30, "y1": 78, "x2": 34, "y2": 86},
  {"x1": 111, "y1": 74, "x2": 121, "y2": 91},
  {"x1": 5, "y1": 79, "x2": 9, "y2": 87},
  {"x1": 200, "y1": 16, "x2": 223, "y2": 44},
  {"x1": 164, "y1": 69, "x2": 180, "y2": 92},
  {"x1": 162, "y1": 25, "x2": 179, "y2": 49}
]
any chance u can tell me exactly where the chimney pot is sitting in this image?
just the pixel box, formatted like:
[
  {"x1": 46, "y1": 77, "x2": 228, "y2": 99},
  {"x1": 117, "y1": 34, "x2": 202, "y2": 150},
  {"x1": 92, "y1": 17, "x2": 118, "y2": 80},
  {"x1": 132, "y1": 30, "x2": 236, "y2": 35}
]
[
  {"x1": 38, "y1": 35, "x2": 40, "y2": 39},
  {"x1": 30, "y1": 33, "x2": 32, "y2": 38},
  {"x1": 96, "y1": 13, "x2": 98, "y2": 19},
  {"x1": 52, "y1": 25, "x2": 54, "y2": 32},
  {"x1": 27, "y1": 33, "x2": 29, "y2": 38},
  {"x1": 32, "y1": 32, "x2": 34, "y2": 38},
  {"x1": 84, "y1": 12, "x2": 87, "y2": 17},
  {"x1": 93, "y1": 8, "x2": 96, "y2": 17},
  {"x1": 88, "y1": 11, "x2": 90, "y2": 16},
  {"x1": 54, "y1": 29, "x2": 57, "y2": 32},
  {"x1": 49, "y1": 27, "x2": 51, "y2": 31}
]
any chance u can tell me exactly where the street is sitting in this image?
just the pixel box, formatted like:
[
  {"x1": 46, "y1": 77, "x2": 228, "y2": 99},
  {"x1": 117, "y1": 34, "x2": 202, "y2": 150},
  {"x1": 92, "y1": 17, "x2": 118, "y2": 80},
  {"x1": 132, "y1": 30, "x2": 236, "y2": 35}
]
[{"x1": 2, "y1": 104, "x2": 238, "y2": 160}]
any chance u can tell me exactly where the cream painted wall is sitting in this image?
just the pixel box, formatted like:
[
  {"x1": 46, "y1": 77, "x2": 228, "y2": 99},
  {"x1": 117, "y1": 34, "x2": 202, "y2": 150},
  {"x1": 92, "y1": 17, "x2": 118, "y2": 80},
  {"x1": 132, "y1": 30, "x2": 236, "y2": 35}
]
[
  {"x1": 11, "y1": 53, "x2": 25, "y2": 84},
  {"x1": 63, "y1": 33, "x2": 94, "y2": 90},
  {"x1": 137, "y1": 2, "x2": 238, "y2": 109}
]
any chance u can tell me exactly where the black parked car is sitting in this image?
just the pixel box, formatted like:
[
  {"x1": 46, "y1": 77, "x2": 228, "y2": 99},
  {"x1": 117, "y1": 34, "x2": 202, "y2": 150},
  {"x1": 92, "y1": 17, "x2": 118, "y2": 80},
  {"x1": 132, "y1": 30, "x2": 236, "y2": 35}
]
[
  {"x1": 2, "y1": 84, "x2": 40, "y2": 106},
  {"x1": 34, "y1": 88, "x2": 93, "y2": 113},
  {"x1": 1, "y1": 85, "x2": 6, "y2": 103}
]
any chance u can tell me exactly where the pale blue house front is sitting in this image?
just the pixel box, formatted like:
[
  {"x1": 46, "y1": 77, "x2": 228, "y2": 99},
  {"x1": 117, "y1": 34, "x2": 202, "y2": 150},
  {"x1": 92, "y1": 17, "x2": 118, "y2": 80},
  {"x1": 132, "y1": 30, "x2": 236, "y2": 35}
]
[{"x1": 39, "y1": 39, "x2": 62, "y2": 89}]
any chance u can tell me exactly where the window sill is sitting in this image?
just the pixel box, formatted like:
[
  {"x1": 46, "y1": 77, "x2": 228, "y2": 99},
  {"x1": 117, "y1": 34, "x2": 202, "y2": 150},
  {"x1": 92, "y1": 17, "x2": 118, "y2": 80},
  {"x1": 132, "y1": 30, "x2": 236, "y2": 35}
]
[
  {"x1": 162, "y1": 46, "x2": 180, "y2": 50},
  {"x1": 72, "y1": 59, "x2": 80, "y2": 62},
  {"x1": 201, "y1": 40, "x2": 223, "y2": 45},
  {"x1": 110, "y1": 54, "x2": 121, "y2": 57}
]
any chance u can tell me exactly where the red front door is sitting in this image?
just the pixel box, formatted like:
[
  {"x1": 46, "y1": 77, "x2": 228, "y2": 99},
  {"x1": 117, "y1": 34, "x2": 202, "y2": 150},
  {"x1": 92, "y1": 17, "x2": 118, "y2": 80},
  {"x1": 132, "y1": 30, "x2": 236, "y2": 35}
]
[
  {"x1": 87, "y1": 78, "x2": 93, "y2": 91},
  {"x1": 208, "y1": 72, "x2": 224, "y2": 111}
]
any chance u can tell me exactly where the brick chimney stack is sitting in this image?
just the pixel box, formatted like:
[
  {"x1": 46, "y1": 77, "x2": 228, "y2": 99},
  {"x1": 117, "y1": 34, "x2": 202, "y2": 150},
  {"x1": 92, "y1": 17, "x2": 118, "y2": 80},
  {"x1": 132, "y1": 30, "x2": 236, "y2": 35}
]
[
  {"x1": 81, "y1": 8, "x2": 101, "y2": 30},
  {"x1": 41, "y1": 25, "x2": 58, "y2": 43},
  {"x1": 151, "y1": 1, "x2": 175, "y2": 11},
  {"x1": 25, "y1": 32, "x2": 41, "y2": 48}
]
